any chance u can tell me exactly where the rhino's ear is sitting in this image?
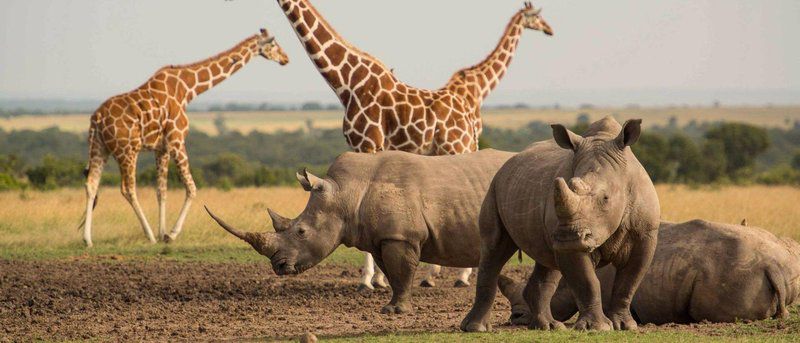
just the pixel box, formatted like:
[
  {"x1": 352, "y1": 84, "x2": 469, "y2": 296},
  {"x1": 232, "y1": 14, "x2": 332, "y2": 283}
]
[
  {"x1": 296, "y1": 168, "x2": 327, "y2": 192},
  {"x1": 551, "y1": 124, "x2": 583, "y2": 151},
  {"x1": 616, "y1": 119, "x2": 642, "y2": 149}
]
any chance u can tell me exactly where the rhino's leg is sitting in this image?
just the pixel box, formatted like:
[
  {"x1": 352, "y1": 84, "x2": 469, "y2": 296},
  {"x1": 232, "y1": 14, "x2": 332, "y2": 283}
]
[
  {"x1": 555, "y1": 252, "x2": 612, "y2": 331},
  {"x1": 377, "y1": 240, "x2": 420, "y2": 314},
  {"x1": 606, "y1": 231, "x2": 657, "y2": 330},
  {"x1": 461, "y1": 192, "x2": 517, "y2": 332},
  {"x1": 524, "y1": 264, "x2": 566, "y2": 330}
]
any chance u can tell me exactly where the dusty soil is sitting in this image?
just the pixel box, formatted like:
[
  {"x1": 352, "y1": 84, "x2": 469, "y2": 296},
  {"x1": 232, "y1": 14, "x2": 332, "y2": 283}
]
[{"x1": 0, "y1": 259, "x2": 528, "y2": 341}]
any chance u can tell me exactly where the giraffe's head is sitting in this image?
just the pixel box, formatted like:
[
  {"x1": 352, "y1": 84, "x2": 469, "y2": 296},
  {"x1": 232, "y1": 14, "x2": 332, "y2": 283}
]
[
  {"x1": 521, "y1": 2, "x2": 553, "y2": 36},
  {"x1": 257, "y1": 28, "x2": 289, "y2": 65}
]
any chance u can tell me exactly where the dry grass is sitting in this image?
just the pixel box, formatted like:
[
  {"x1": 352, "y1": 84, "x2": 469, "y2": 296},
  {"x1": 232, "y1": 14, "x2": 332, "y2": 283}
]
[
  {"x1": 1, "y1": 185, "x2": 798, "y2": 262},
  {"x1": 4, "y1": 106, "x2": 799, "y2": 135}
]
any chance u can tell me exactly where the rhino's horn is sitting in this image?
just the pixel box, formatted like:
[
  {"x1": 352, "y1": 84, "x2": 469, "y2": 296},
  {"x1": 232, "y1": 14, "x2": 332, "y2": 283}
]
[
  {"x1": 205, "y1": 206, "x2": 278, "y2": 258},
  {"x1": 553, "y1": 177, "x2": 579, "y2": 219}
]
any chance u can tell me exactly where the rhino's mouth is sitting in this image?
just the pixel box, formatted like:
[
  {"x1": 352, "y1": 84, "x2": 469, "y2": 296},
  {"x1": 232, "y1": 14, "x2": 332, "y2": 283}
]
[{"x1": 272, "y1": 258, "x2": 310, "y2": 276}]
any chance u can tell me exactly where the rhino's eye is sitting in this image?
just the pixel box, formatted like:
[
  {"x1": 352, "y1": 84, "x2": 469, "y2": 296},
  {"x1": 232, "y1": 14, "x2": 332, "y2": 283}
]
[{"x1": 297, "y1": 228, "x2": 306, "y2": 237}]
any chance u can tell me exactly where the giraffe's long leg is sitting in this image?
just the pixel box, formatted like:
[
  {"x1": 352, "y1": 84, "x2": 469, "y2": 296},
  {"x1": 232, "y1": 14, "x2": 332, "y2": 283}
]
[
  {"x1": 82, "y1": 146, "x2": 107, "y2": 248},
  {"x1": 360, "y1": 253, "x2": 387, "y2": 290},
  {"x1": 455, "y1": 267, "x2": 473, "y2": 287},
  {"x1": 420, "y1": 264, "x2": 442, "y2": 287},
  {"x1": 165, "y1": 145, "x2": 196, "y2": 242},
  {"x1": 155, "y1": 150, "x2": 170, "y2": 240},
  {"x1": 119, "y1": 155, "x2": 157, "y2": 243}
]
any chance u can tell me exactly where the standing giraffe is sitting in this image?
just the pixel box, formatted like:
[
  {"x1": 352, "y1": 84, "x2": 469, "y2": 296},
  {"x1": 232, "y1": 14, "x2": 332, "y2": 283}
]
[
  {"x1": 275, "y1": 0, "x2": 553, "y2": 290},
  {"x1": 420, "y1": 2, "x2": 553, "y2": 288},
  {"x1": 81, "y1": 29, "x2": 289, "y2": 247}
]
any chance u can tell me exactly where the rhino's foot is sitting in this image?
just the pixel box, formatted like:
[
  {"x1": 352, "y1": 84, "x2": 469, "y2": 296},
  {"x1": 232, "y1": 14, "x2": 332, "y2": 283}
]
[
  {"x1": 419, "y1": 279, "x2": 436, "y2": 287},
  {"x1": 453, "y1": 279, "x2": 470, "y2": 288},
  {"x1": 609, "y1": 310, "x2": 638, "y2": 331},
  {"x1": 380, "y1": 302, "x2": 412, "y2": 315},
  {"x1": 528, "y1": 315, "x2": 565, "y2": 330},
  {"x1": 460, "y1": 316, "x2": 491, "y2": 332},
  {"x1": 573, "y1": 311, "x2": 613, "y2": 331},
  {"x1": 509, "y1": 311, "x2": 532, "y2": 326},
  {"x1": 357, "y1": 283, "x2": 374, "y2": 292}
]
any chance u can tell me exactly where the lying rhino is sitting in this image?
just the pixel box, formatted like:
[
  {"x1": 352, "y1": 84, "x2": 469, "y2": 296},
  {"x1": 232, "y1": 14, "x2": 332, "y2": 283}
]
[
  {"x1": 206, "y1": 149, "x2": 515, "y2": 314},
  {"x1": 462, "y1": 116, "x2": 660, "y2": 332},
  {"x1": 499, "y1": 219, "x2": 800, "y2": 325}
]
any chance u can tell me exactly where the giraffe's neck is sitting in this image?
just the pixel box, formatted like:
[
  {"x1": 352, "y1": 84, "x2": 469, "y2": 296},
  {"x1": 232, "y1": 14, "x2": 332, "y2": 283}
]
[
  {"x1": 157, "y1": 35, "x2": 260, "y2": 105},
  {"x1": 278, "y1": 0, "x2": 396, "y2": 106},
  {"x1": 446, "y1": 12, "x2": 525, "y2": 107}
]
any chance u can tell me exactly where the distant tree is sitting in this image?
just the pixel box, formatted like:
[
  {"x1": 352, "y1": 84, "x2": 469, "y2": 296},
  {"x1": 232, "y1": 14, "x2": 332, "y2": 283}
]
[
  {"x1": 700, "y1": 140, "x2": 728, "y2": 182},
  {"x1": 705, "y1": 123, "x2": 770, "y2": 175},
  {"x1": 576, "y1": 113, "x2": 590, "y2": 125},
  {"x1": 301, "y1": 102, "x2": 323, "y2": 111},
  {"x1": 792, "y1": 151, "x2": 800, "y2": 171},
  {"x1": 632, "y1": 133, "x2": 670, "y2": 182},
  {"x1": 667, "y1": 134, "x2": 704, "y2": 183},
  {"x1": 213, "y1": 113, "x2": 229, "y2": 136}
]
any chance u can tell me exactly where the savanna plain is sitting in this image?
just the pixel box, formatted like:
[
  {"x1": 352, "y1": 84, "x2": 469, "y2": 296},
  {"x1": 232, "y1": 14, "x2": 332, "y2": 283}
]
[{"x1": 2, "y1": 184, "x2": 800, "y2": 342}]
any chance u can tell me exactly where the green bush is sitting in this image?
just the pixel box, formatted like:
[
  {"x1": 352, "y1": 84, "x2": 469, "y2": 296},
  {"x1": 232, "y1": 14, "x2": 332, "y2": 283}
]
[
  {"x1": 25, "y1": 155, "x2": 84, "y2": 190},
  {"x1": 0, "y1": 172, "x2": 23, "y2": 190},
  {"x1": 757, "y1": 165, "x2": 800, "y2": 185}
]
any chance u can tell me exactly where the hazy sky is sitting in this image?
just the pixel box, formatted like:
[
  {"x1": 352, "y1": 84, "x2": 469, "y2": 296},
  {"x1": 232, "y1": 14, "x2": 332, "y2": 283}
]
[{"x1": 1, "y1": 0, "x2": 798, "y2": 106}]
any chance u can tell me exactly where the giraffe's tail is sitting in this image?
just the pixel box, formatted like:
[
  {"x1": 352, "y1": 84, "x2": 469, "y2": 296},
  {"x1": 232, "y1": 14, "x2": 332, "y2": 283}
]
[{"x1": 77, "y1": 125, "x2": 100, "y2": 231}]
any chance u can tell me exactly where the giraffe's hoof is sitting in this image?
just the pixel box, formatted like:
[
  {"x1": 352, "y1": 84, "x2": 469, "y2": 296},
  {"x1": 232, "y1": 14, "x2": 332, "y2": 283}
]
[
  {"x1": 84, "y1": 241, "x2": 93, "y2": 248},
  {"x1": 420, "y1": 279, "x2": 436, "y2": 288},
  {"x1": 357, "y1": 283, "x2": 374, "y2": 292},
  {"x1": 454, "y1": 279, "x2": 470, "y2": 288},
  {"x1": 162, "y1": 234, "x2": 175, "y2": 243}
]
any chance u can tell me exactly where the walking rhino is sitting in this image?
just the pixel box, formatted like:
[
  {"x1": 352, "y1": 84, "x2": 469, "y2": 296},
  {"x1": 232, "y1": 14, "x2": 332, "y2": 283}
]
[
  {"x1": 462, "y1": 116, "x2": 660, "y2": 332},
  {"x1": 206, "y1": 149, "x2": 515, "y2": 314},
  {"x1": 499, "y1": 219, "x2": 800, "y2": 325}
]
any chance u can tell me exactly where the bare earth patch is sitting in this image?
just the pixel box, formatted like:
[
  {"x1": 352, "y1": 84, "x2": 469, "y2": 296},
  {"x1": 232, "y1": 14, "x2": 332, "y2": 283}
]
[
  {"x1": 2, "y1": 260, "x2": 798, "y2": 342},
  {"x1": 0, "y1": 260, "x2": 523, "y2": 341}
]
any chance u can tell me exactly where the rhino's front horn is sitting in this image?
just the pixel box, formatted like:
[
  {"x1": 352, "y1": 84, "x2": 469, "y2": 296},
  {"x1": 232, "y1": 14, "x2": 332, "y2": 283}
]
[
  {"x1": 205, "y1": 206, "x2": 278, "y2": 258},
  {"x1": 553, "y1": 178, "x2": 580, "y2": 219}
]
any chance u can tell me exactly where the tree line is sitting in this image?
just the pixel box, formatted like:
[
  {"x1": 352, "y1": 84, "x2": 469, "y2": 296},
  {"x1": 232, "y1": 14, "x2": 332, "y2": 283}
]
[{"x1": 1, "y1": 116, "x2": 799, "y2": 191}]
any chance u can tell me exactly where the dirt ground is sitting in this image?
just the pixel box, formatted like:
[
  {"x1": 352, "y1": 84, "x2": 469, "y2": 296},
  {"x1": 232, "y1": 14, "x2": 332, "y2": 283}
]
[{"x1": 0, "y1": 259, "x2": 528, "y2": 341}]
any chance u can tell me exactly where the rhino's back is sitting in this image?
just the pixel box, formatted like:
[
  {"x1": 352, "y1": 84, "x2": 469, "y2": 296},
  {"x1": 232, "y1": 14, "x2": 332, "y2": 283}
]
[
  {"x1": 335, "y1": 149, "x2": 514, "y2": 265},
  {"x1": 634, "y1": 220, "x2": 800, "y2": 324}
]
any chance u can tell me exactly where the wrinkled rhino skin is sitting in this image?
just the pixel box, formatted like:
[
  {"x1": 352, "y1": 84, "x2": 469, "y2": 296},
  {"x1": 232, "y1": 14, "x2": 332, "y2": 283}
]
[
  {"x1": 500, "y1": 220, "x2": 800, "y2": 325},
  {"x1": 206, "y1": 149, "x2": 514, "y2": 314},
  {"x1": 461, "y1": 116, "x2": 660, "y2": 332}
]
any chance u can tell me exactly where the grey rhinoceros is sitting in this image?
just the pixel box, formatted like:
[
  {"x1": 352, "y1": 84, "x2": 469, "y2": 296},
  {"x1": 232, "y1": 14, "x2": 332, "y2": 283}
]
[
  {"x1": 499, "y1": 219, "x2": 800, "y2": 325},
  {"x1": 205, "y1": 149, "x2": 514, "y2": 314},
  {"x1": 461, "y1": 116, "x2": 660, "y2": 332}
]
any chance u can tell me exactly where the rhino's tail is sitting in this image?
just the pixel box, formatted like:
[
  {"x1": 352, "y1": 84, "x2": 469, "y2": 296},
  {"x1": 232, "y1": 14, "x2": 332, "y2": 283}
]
[{"x1": 766, "y1": 266, "x2": 789, "y2": 319}]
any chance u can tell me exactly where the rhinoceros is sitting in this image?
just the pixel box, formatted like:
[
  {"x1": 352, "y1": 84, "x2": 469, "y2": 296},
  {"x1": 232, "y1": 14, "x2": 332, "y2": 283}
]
[
  {"x1": 461, "y1": 116, "x2": 660, "y2": 332},
  {"x1": 205, "y1": 149, "x2": 515, "y2": 314},
  {"x1": 499, "y1": 219, "x2": 800, "y2": 325}
]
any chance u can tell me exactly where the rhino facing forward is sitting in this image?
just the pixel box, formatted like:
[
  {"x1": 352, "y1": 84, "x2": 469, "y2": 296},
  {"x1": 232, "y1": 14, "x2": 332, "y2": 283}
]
[
  {"x1": 462, "y1": 116, "x2": 660, "y2": 332},
  {"x1": 499, "y1": 220, "x2": 800, "y2": 325},
  {"x1": 206, "y1": 149, "x2": 514, "y2": 314}
]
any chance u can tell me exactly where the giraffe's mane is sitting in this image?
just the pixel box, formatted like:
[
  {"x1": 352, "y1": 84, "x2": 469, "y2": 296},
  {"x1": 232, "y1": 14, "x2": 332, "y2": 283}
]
[
  {"x1": 155, "y1": 34, "x2": 259, "y2": 73},
  {"x1": 444, "y1": 10, "x2": 524, "y2": 88},
  {"x1": 303, "y1": 0, "x2": 394, "y2": 74}
]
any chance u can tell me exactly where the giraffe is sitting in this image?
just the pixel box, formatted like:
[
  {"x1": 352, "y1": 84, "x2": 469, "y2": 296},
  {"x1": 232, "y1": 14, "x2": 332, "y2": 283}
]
[
  {"x1": 80, "y1": 29, "x2": 289, "y2": 247},
  {"x1": 420, "y1": 2, "x2": 553, "y2": 288},
  {"x1": 275, "y1": 0, "x2": 553, "y2": 290}
]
